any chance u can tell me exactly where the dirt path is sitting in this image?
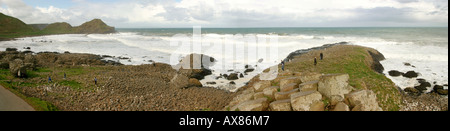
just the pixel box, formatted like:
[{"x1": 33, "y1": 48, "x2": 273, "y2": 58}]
[{"x1": 0, "y1": 86, "x2": 34, "y2": 111}]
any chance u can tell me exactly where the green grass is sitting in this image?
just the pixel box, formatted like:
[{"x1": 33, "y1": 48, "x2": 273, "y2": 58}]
[
  {"x1": 284, "y1": 45, "x2": 402, "y2": 111},
  {"x1": 60, "y1": 80, "x2": 83, "y2": 90}
]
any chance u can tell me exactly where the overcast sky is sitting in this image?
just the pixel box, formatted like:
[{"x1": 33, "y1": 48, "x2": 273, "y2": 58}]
[{"x1": 0, "y1": 0, "x2": 448, "y2": 28}]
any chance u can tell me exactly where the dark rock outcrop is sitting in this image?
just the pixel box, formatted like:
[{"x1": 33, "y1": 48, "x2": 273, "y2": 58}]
[
  {"x1": 175, "y1": 54, "x2": 215, "y2": 80},
  {"x1": 403, "y1": 71, "x2": 419, "y2": 78},
  {"x1": 414, "y1": 82, "x2": 431, "y2": 92},
  {"x1": 227, "y1": 73, "x2": 239, "y2": 80},
  {"x1": 388, "y1": 70, "x2": 403, "y2": 77}
]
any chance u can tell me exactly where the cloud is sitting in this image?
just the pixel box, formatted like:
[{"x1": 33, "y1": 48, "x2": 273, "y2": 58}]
[{"x1": 0, "y1": 0, "x2": 448, "y2": 27}]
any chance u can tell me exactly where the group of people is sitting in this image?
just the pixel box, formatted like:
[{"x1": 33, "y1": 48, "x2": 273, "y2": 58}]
[
  {"x1": 281, "y1": 52, "x2": 324, "y2": 71},
  {"x1": 48, "y1": 72, "x2": 97, "y2": 85}
]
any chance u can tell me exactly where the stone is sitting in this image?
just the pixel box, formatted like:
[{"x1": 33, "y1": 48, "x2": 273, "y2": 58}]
[
  {"x1": 345, "y1": 90, "x2": 383, "y2": 111},
  {"x1": 414, "y1": 82, "x2": 431, "y2": 92},
  {"x1": 253, "y1": 92, "x2": 265, "y2": 99},
  {"x1": 280, "y1": 77, "x2": 301, "y2": 87},
  {"x1": 240, "y1": 73, "x2": 244, "y2": 78},
  {"x1": 263, "y1": 86, "x2": 279, "y2": 98},
  {"x1": 169, "y1": 74, "x2": 190, "y2": 89},
  {"x1": 329, "y1": 95, "x2": 344, "y2": 106},
  {"x1": 274, "y1": 88, "x2": 299, "y2": 100},
  {"x1": 253, "y1": 81, "x2": 271, "y2": 92},
  {"x1": 310, "y1": 101, "x2": 325, "y2": 111},
  {"x1": 227, "y1": 73, "x2": 239, "y2": 80},
  {"x1": 299, "y1": 80, "x2": 319, "y2": 92},
  {"x1": 402, "y1": 71, "x2": 419, "y2": 78},
  {"x1": 232, "y1": 98, "x2": 269, "y2": 111},
  {"x1": 280, "y1": 83, "x2": 298, "y2": 92},
  {"x1": 206, "y1": 82, "x2": 216, "y2": 85},
  {"x1": 436, "y1": 89, "x2": 448, "y2": 95},
  {"x1": 269, "y1": 99, "x2": 292, "y2": 111},
  {"x1": 229, "y1": 92, "x2": 255, "y2": 106},
  {"x1": 188, "y1": 78, "x2": 203, "y2": 87},
  {"x1": 318, "y1": 73, "x2": 352, "y2": 98},
  {"x1": 298, "y1": 72, "x2": 322, "y2": 83},
  {"x1": 404, "y1": 87, "x2": 420, "y2": 96},
  {"x1": 9, "y1": 59, "x2": 27, "y2": 78},
  {"x1": 388, "y1": 70, "x2": 403, "y2": 77},
  {"x1": 333, "y1": 102, "x2": 350, "y2": 111},
  {"x1": 290, "y1": 91, "x2": 322, "y2": 111}
]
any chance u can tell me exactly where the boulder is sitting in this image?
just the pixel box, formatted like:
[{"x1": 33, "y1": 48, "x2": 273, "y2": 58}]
[
  {"x1": 232, "y1": 98, "x2": 269, "y2": 111},
  {"x1": 263, "y1": 86, "x2": 279, "y2": 98},
  {"x1": 227, "y1": 73, "x2": 239, "y2": 80},
  {"x1": 433, "y1": 85, "x2": 444, "y2": 91},
  {"x1": 280, "y1": 83, "x2": 298, "y2": 92},
  {"x1": 402, "y1": 71, "x2": 419, "y2": 78},
  {"x1": 253, "y1": 92, "x2": 265, "y2": 99},
  {"x1": 9, "y1": 59, "x2": 27, "y2": 78},
  {"x1": 298, "y1": 72, "x2": 322, "y2": 83},
  {"x1": 388, "y1": 70, "x2": 403, "y2": 77},
  {"x1": 345, "y1": 90, "x2": 382, "y2": 111},
  {"x1": 175, "y1": 54, "x2": 215, "y2": 80},
  {"x1": 333, "y1": 102, "x2": 350, "y2": 111},
  {"x1": 299, "y1": 80, "x2": 318, "y2": 92},
  {"x1": 404, "y1": 87, "x2": 420, "y2": 96},
  {"x1": 318, "y1": 74, "x2": 353, "y2": 98},
  {"x1": 240, "y1": 73, "x2": 244, "y2": 78},
  {"x1": 414, "y1": 82, "x2": 431, "y2": 92},
  {"x1": 290, "y1": 91, "x2": 322, "y2": 111},
  {"x1": 6, "y1": 48, "x2": 18, "y2": 52},
  {"x1": 269, "y1": 99, "x2": 292, "y2": 111},
  {"x1": 169, "y1": 74, "x2": 190, "y2": 89},
  {"x1": 188, "y1": 78, "x2": 203, "y2": 87},
  {"x1": 206, "y1": 82, "x2": 216, "y2": 85},
  {"x1": 329, "y1": 95, "x2": 344, "y2": 106},
  {"x1": 280, "y1": 77, "x2": 301, "y2": 87},
  {"x1": 229, "y1": 92, "x2": 255, "y2": 106},
  {"x1": 436, "y1": 89, "x2": 448, "y2": 95},
  {"x1": 253, "y1": 81, "x2": 271, "y2": 92},
  {"x1": 310, "y1": 101, "x2": 325, "y2": 111},
  {"x1": 274, "y1": 88, "x2": 299, "y2": 100}
]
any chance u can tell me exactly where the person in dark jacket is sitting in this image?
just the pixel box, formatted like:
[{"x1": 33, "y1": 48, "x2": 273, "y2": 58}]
[
  {"x1": 314, "y1": 57, "x2": 317, "y2": 66},
  {"x1": 320, "y1": 53, "x2": 323, "y2": 60}
]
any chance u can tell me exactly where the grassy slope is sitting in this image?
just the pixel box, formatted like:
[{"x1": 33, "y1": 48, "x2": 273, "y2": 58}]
[
  {"x1": 283, "y1": 45, "x2": 402, "y2": 111},
  {"x1": 0, "y1": 66, "x2": 98, "y2": 111},
  {"x1": 0, "y1": 13, "x2": 38, "y2": 40}
]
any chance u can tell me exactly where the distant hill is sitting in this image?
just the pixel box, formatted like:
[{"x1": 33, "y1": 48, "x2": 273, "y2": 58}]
[
  {"x1": 0, "y1": 13, "x2": 37, "y2": 40},
  {"x1": 0, "y1": 13, "x2": 116, "y2": 40}
]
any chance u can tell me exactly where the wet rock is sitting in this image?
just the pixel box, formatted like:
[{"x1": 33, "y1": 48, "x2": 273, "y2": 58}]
[
  {"x1": 388, "y1": 70, "x2": 403, "y2": 77},
  {"x1": 404, "y1": 87, "x2": 420, "y2": 96},
  {"x1": 229, "y1": 81, "x2": 236, "y2": 85},
  {"x1": 404, "y1": 63, "x2": 411, "y2": 66},
  {"x1": 6, "y1": 48, "x2": 18, "y2": 52},
  {"x1": 227, "y1": 73, "x2": 239, "y2": 80},
  {"x1": 414, "y1": 82, "x2": 431, "y2": 92},
  {"x1": 207, "y1": 82, "x2": 217, "y2": 85},
  {"x1": 240, "y1": 73, "x2": 244, "y2": 78},
  {"x1": 403, "y1": 71, "x2": 419, "y2": 78},
  {"x1": 436, "y1": 89, "x2": 448, "y2": 95}
]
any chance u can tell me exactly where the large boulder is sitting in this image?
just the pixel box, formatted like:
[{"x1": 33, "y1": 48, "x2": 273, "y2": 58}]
[
  {"x1": 332, "y1": 102, "x2": 350, "y2": 111},
  {"x1": 414, "y1": 82, "x2": 431, "y2": 92},
  {"x1": 279, "y1": 77, "x2": 301, "y2": 87},
  {"x1": 229, "y1": 92, "x2": 254, "y2": 106},
  {"x1": 253, "y1": 81, "x2": 271, "y2": 92},
  {"x1": 227, "y1": 73, "x2": 239, "y2": 80},
  {"x1": 231, "y1": 98, "x2": 269, "y2": 111},
  {"x1": 388, "y1": 70, "x2": 403, "y2": 77},
  {"x1": 9, "y1": 59, "x2": 27, "y2": 78},
  {"x1": 169, "y1": 74, "x2": 190, "y2": 89},
  {"x1": 263, "y1": 86, "x2": 279, "y2": 99},
  {"x1": 174, "y1": 54, "x2": 215, "y2": 80},
  {"x1": 299, "y1": 80, "x2": 319, "y2": 92},
  {"x1": 318, "y1": 74, "x2": 353, "y2": 98},
  {"x1": 269, "y1": 99, "x2": 292, "y2": 111},
  {"x1": 404, "y1": 87, "x2": 420, "y2": 96},
  {"x1": 298, "y1": 72, "x2": 322, "y2": 83},
  {"x1": 274, "y1": 88, "x2": 299, "y2": 100},
  {"x1": 290, "y1": 91, "x2": 322, "y2": 111},
  {"x1": 345, "y1": 90, "x2": 382, "y2": 111},
  {"x1": 280, "y1": 83, "x2": 298, "y2": 92},
  {"x1": 402, "y1": 71, "x2": 419, "y2": 78},
  {"x1": 188, "y1": 78, "x2": 203, "y2": 87}
]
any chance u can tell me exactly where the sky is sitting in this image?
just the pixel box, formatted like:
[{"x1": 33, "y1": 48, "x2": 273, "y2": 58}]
[{"x1": 0, "y1": 0, "x2": 448, "y2": 28}]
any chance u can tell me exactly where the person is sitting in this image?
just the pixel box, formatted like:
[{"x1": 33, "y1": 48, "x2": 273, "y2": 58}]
[
  {"x1": 48, "y1": 76, "x2": 52, "y2": 83},
  {"x1": 281, "y1": 60, "x2": 285, "y2": 71},
  {"x1": 63, "y1": 72, "x2": 66, "y2": 80},
  {"x1": 94, "y1": 77, "x2": 97, "y2": 85},
  {"x1": 320, "y1": 53, "x2": 323, "y2": 60},
  {"x1": 314, "y1": 57, "x2": 317, "y2": 66}
]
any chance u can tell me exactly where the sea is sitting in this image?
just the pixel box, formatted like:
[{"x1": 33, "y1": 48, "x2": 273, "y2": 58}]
[{"x1": 0, "y1": 27, "x2": 447, "y2": 92}]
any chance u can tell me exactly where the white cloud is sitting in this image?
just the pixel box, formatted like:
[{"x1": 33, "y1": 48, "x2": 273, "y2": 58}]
[{"x1": 0, "y1": 0, "x2": 447, "y2": 27}]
